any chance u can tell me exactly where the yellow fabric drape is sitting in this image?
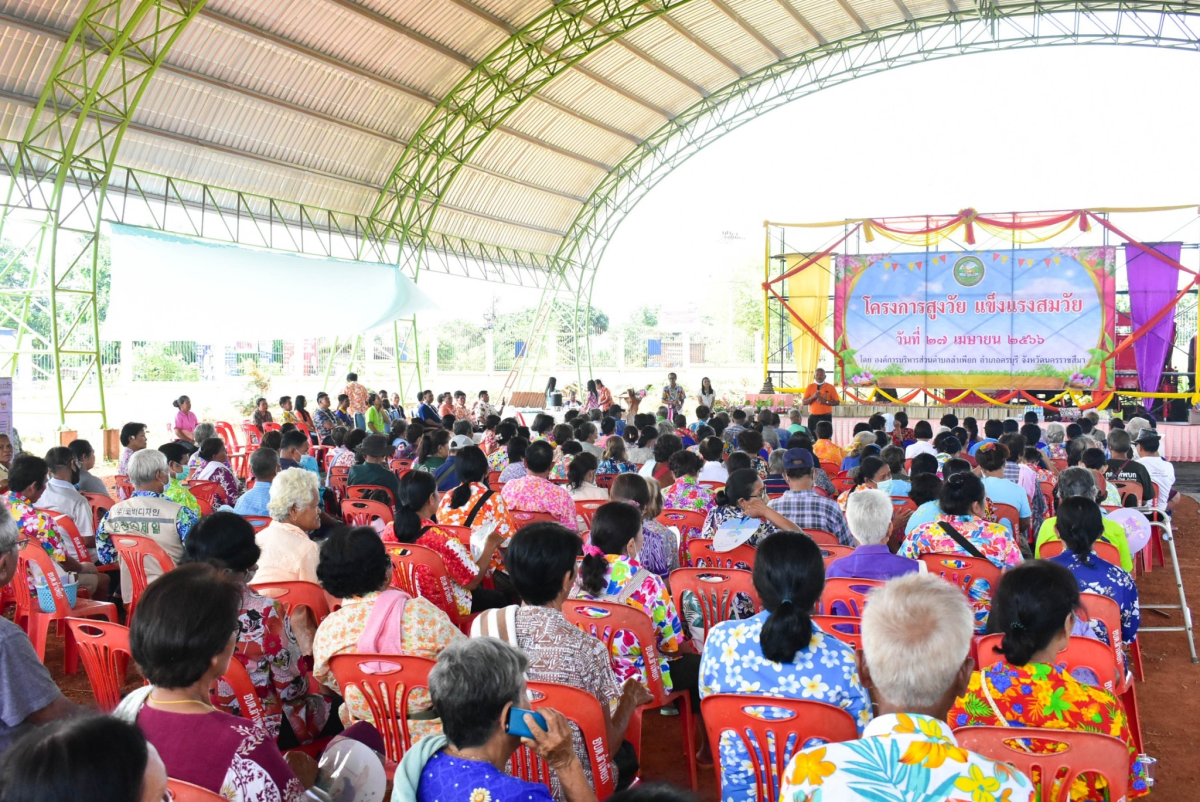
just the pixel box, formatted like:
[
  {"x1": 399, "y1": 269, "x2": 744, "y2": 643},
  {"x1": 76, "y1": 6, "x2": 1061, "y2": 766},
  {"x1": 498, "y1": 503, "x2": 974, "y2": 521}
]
[{"x1": 785, "y1": 254, "x2": 831, "y2": 382}]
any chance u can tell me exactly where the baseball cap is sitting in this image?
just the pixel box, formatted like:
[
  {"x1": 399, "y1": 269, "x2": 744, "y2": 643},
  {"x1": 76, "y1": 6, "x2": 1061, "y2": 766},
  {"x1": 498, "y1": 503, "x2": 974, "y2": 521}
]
[
  {"x1": 450, "y1": 434, "x2": 475, "y2": 451},
  {"x1": 358, "y1": 434, "x2": 392, "y2": 458},
  {"x1": 782, "y1": 448, "x2": 814, "y2": 470}
]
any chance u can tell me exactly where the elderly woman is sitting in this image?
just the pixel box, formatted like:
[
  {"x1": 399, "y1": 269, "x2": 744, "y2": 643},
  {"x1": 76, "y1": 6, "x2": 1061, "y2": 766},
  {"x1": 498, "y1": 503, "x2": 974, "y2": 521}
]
[
  {"x1": 597, "y1": 436, "x2": 638, "y2": 476},
  {"x1": 251, "y1": 397, "x2": 273, "y2": 432},
  {"x1": 840, "y1": 430, "x2": 877, "y2": 472},
  {"x1": 185, "y1": 422, "x2": 217, "y2": 473},
  {"x1": 949, "y1": 561, "x2": 1148, "y2": 801},
  {"x1": 254, "y1": 468, "x2": 322, "y2": 585},
  {"x1": 1045, "y1": 421, "x2": 1068, "y2": 460},
  {"x1": 393, "y1": 638, "x2": 596, "y2": 802},
  {"x1": 1035, "y1": 466, "x2": 1134, "y2": 571},
  {"x1": 0, "y1": 716, "x2": 168, "y2": 802},
  {"x1": 116, "y1": 564, "x2": 315, "y2": 800},
  {"x1": 312, "y1": 526, "x2": 462, "y2": 735},
  {"x1": 700, "y1": 532, "x2": 871, "y2": 802},
  {"x1": 664, "y1": 451, "x2": 716, "y2": 513},
  {"x1": 183, "y1": 512, "x2": 331, "y2": 747},
  {"x1": 193, "y1": 437, "x2": 240, "y2": 506}
]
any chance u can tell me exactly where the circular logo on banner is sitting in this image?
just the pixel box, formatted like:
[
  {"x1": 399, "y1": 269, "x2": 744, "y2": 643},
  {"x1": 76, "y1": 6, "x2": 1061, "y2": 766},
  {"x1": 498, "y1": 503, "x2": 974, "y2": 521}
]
[{"x1": 953, "y1": 256, "x2": 986, "y2": 287}]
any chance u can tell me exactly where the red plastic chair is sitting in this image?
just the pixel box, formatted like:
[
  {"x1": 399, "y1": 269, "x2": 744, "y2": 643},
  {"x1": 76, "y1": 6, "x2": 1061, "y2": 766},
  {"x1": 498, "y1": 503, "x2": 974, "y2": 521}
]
[
  {"x1": 992, "y1": 502, "x2": 1022, "y2": 540},
  {"x1": 487, "y1": 470, "x2": 503, "y2": 487},
  {"x1": 686, "y1": 538, "x2": 755, "y2": 570},
  {"x1": 64, "y1": 618, "x2": 132, "y2": 712},
  {"x1": 110, "y1": 534, "x2": 177, "y2": 618},
  {"x1": 327, "y1": 465, "x2": 350, "y2": 499},
  {"x1": 217, "y1": 655, "x2": 267, "y2": 731},
  {"x1": 890, "y1": 496, "x2": 918, "y2": 513},
  {"x1": 953, "y1": 725, "x2": 1130, "y2": 802},
  {"x1": 1113, "y1": 481, "x2": 1143, "y2": 507},
  {"x1": 595, "y1": 473, "x2": 616, "y2": 489},
  {"x1": 811, "y1": 615, "x2": 863, "y2": 649},
  {"x1": 12, "y1": 542, "x2": 118, "y2": 669},
  {"x1": 817, "y1": 577, "x2": 884, "y2": 617},
  {"x1": 216, "y1": 420, "x2": 248, "y2": 478},
  {"x1": 386, "y1": 544, "x2": 464, "y2": 626},
  {"x1": 802, "y1": 529, "x2": 840, "y2": 546},
  {"x1": 187, "y1": 480, "x2": 225, "y2": 514},
  {"x1": 657, "y1": 508, "x2": 708, "y2": 567},
  {"x1": 346, "y1": 484, "x2": 397, "y2": 508},
  {"x1": 243, "y1": 515, "x2": 271, "y2": 532},
  {"x1": 341, "y1": 498, "x2": 395, "y2": 527},
  {"x1": 1039, "y1": 479, "x2": 1057, "y2": 517},
  {"x1": 390, "y1": 458, "x2": 413, "y2": 473},
  {"x1": 82, "y1": 492, "x2": 114, "y2": 530},
  {"x1": 831, "y1": 476, "x2": 854, "y2": 494},
  {"x1": 819, "y1": 544, "x2": 855, "y2": 566},
  {"x1": 1079, "y1": 592, "x2": 1142, "y2": 750},
  {"x1": 168, "y1": 778, "x2": 227, "y2": 801},
  {"x1": 435, "y1": 524, "x2": 473, "y2": 549},
  {"x1": 327, "y1": 654, "x2": 436, "y2": 763},
  {"x1": 918, "y1": 553, "x2": 1003, "y2": 602},
  {"x1": 262, "y1": 421, "x2": 282, "y2": 433},
  {"x1": 701, "y1": 694, "x2": 859, "y2": 802},
  {"x1": 818, "y1": 462, "x2": 840, "y2": 477},
  {"x1": 250, "y1": 580, "x2": 334, "y2": 625},
  {"x1": 574, "y1": 499, "x2": 606, "y2": 531},
  {"x1": 1037, "y1": 539, "x2": 1123, "y2": 568},
  {"x1": 511, "y1": 509, "x2": 559, "y2": 530},
  {"x1": 563, "y1": 599, "x2": 697, "y2": 790},
  {"x1": 975, "y1": 634, "x2": 1122, "y2": 695},
  {"x1": 508, "y1": 682, "x2": 617, "y2": 799},
  {"x1": 49, "y1": 512, "x2": 111, "y2": 575},
  {"x1": 114, "y1": 475, "x2": 134, "y2": 500},
  {"x1": 1050, "y1": 458, "x2": 1068, "y2": 472},
  {"x1": 668, "y1": 568, "x2": 760, "y2": 635},
  {"x1": 698, "y1": 480, "x2": 725, "y2": 491}
]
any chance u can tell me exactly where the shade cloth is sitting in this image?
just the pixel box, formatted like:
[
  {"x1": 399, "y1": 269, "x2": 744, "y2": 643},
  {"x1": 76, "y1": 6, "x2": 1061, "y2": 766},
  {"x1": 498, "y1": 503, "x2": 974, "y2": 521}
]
[
  {"x1": 1125, "y1": 242, "x2": 1182, "y2": 410},
  {"x1": 103, "y1": 224, "x2": 436, "y2": 339}
]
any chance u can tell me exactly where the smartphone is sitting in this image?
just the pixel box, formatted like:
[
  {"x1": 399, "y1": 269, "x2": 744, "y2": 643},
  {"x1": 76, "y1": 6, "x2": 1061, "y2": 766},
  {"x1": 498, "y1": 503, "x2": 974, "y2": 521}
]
[{"x1": 506, "y1": 707, "x2": 547, "y2": 739}]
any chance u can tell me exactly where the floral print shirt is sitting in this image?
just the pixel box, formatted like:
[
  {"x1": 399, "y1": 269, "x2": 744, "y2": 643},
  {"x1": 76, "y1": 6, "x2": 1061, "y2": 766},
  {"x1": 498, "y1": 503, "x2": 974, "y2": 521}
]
[
  {"x1": 948, "y1": 662, "x2": 1148, "y2": 800},
  {"x1": 501, "y1": 475, "x2": 577, "y2": 530},
  {"x1": 638, "y1": 519, "x2": 678, "y2": 578},
  {"x1": 1048, "y1": 550, "x2": 1140, "y2": 644},
  {"x1": 812, "y1": 440, "x2": 845, "y2": 467},
  {"x1": 597, "y1": 458, "x2": 637, "y2": 475},
  {"x1": 163, "y1": 478, "x2": 200, "y2": 516},
  {"x1": 312, "y1": 592, "x2": 462, "y2": 733},
  {"x1": 701, "y1": 613, "x2": 872, "y2": 802},
  {"x1": 498, "y1": 463, "x2": 527, "y2": 483},
  {"x1": 900, "y1": 514, "x2": 1022, "y2": 632},
  {"x1": 570, "y1": 555, "x2": 684, "y2": 691},
  {"x1": 313, "y1": 407, "x2": 338, "y2": 441},
  {"x1": 487, "y1": 448, "x2": 509, "y2": 471},
  {"x1": 416, "y1": 750, "x2": 554, "y2": 802},
  {"x1": 381, "y1": 521, "x2": 478, "y2": 619},
  {"x1": 780, "y1": 713, "x2": 1034, "y2": 802},
  {"x1": 661, "y1": 384, "x2": 686, "y2": 413},
  {"x1": 196, "y1": 459, "x2": 240, "y2": 505},
  {"x1": 6, "y1": 491, "x2": 68, "y2": 563},
  {"x1": 436, "y1": 482, "x2": 514, "y2": 573},
  {"x1": 211, "y1": 587, "x2": 330, "y2": 744},
  {"x1": 343, "y1": 381, "x2": 369, "y2": 416},
  {"x1": 662, "y1": 476, "x2": 716, "y2": 515}
]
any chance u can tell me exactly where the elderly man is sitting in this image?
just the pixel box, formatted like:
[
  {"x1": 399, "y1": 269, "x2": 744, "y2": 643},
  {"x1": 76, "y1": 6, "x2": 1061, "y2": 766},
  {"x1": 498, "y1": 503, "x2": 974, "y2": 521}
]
[
  {"x1": 1034, "y1": 466, "x2": 1134, "y2": 571},
  {"x1": 0, "y1": 507, "x2": 78, "y2": 754},
  {"x1": 826, "y1": 488, "x2": 919, "y2": 580},
  {"x1": 779, "y1": 573, "x2": 1034, "y2": 802},
  {"x1": 802, "y1": 367, "x2": 839, "y2": 433},
  {"x1": 767, "y1": 448, "x2": 852, "y2": 545},
  {"x1": 36, "y1": 447, "x2": 94, "y2": 548},
  {"x1": 234, "y1": 447, "x2": 278, "y2": 518},
  {"x1": 96, "y1": 449, "x2": 198, "y2": 601},
  {"x1": 7, "y1": 455, "x2": 106, "y2": 601}
]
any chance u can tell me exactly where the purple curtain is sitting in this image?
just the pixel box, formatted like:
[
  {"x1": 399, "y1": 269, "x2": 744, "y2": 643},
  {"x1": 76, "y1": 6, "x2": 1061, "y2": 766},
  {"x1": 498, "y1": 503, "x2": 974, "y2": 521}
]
[{"x1": 1125, "y1": 242, "x2": 1183, "y2": 409}]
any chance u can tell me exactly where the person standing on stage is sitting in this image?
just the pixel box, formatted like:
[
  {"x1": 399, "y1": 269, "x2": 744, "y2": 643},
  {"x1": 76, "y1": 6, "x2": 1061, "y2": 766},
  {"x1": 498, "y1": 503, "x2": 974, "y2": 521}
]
[
  {"x1": 661, "y1": 372, "x2": 686, "y2": 416},
  {"x1": 802, "y1": 367, "x2": 840, "y2": 433}
]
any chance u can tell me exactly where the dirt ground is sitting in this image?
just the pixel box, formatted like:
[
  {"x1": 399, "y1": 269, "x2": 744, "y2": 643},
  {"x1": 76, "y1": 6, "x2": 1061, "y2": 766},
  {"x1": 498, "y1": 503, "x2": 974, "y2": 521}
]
[{"x1": 36, "y1": 496, "x2": 1200, "y2": 800}]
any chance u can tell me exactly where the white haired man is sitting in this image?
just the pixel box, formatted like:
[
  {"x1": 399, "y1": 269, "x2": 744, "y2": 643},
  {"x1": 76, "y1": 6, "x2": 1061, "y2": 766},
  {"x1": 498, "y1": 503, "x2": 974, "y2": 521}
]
[
  {"x1": 96, "y1": 449, "x2": 199, "y2": 601},
  {"x1": 779, "y1": 573, "x2": 1034, "y2": 802}
]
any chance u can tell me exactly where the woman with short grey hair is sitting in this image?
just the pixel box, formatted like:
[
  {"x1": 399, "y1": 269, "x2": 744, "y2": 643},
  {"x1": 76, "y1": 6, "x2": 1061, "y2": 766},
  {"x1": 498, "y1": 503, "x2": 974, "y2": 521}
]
[
  {"x1": 1044, "y1": 421, "x2": 1067, "y2": 460},
  {"x1": 253, "y1": 469, "x2": 322, "y2": 585},
  {"x1": 1034, "y1": 465, "x2": 1136, "y2": 572},
  {"x1": 392, "y1": 638, "x2": 598, "y2": 802}
]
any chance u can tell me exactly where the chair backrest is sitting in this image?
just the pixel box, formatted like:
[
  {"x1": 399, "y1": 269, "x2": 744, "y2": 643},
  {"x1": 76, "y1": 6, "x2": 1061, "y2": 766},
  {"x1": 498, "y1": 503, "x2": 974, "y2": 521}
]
[
  {"x1": 436, "y1": 524, "x2": 473, "y2": 548},
  {"x1": 656, "y1": 508, "x2": 707, "y2": 538},
  {"x1": 242, "y1": 515, "x2": 271, "y2": 532},
  {"x1": 110, "y1": 534, "x2": 177, "y2": 616},
  {"x1": 802, "y1": 529, "x2": 840, "y2": 546},
  {"x1": 12, "y1": 542, "x2": 71, "y2": 624},
  {"x1": 249, "y1": 580, "x2": 333, "y2": 625},
  {"x1": 574, "y1": 499, "x2": 606, "y2": 531},
  {"x1": 487, "y1": 470, "x2": 503, "y2": 487},
  {"x1": 510, "y1": 509, "x2": 559, "y2": 530},
  {"x1": 262, "y1": 421, "x2": 282, "y2": 433},
  {"x1": 341, "y1": 498, "x2": 395, "y2": 527},
  {"x1": 668, "y1": 568, "x2": 760, "y2": 634},
  {"x1": 991, "y1": 502, "x2": 1021, "y2": 538},
  {"x1": 508, "y1": 682, "x2": 616, "y2": 800},
  {"x1": 241, "y1": 423, "x2": 263, "y2": 446},
  {"x1": 187, "y1": 479, "x2": 225, "y2": 514},
  {"x1": 701, "y1": 694, "x2": 859, "y2": 802},
  {"x1": 346, "y1": 484, "x2": 397, "y2": 508},
  {"x1": 64, "y1": 618, "x2": 131, "y2": 712},
  {"x1": 114, "y1": 475, "x2": 134, "y2": 499},
  {"x1": 385, "y1": 544, "x2": 461, "y2": 623},
  {"x1": 811, "y1": 615, "x2": 862, "y2": 649},
  {"x1": 953, "y1": 725, "x2": 1130, "y2": 802},
  {"x1": 686, "y1": 538, "x2": 756, "y2": 570},
  {"x1": 918, "y1": 553, "x2": 1003, "y2": 602},
  {"x1": 890, "y1": 497, "x2": 918, "y2": 514},
  {"x1": 975, "y1": 634, "x2": 1122, "y2": 695},
  {"x1": 215, "y1": 421, "x2": 241, "y2": 451},
  {"x1": 819, "y1": 545, "x2": 855, "y2": 566},
  {"x1": 327, "y1": 653, "x2": 436, "y2": 763},
  {"x1": 562, "y1": 599, "x2": 670, "y2": 703},
  {"x1": 82, "y1": 492, "x2": 114, "y2": 529},
  {"x1": 595, "y1": 473, "x2": 616, "y2": 489},
  {"x1": 168, "y1": 778, "x2": 227, "y2": 801},
  {"x1": 1038, "y1": 479, "x2": 1056, "y2": 514},
  {"x1": 819, "y1": 462, "x2": 840, "y2": 476},
  {"x1": 831, "y1": 476, "x2": 854, "y2": 493},
  {"x1": 390, "y1": 458, "x2": 413, "y2": 473},
  {"x1": 1113, "y1": 481, "x2": 1143, "y2": 507},
  {"x1": 218, "y1": 654, "x2": 266, "y2": 729},
  {"x1": 1079, "y1": 591, "x2": 1129, "y2": 689},
  {"x1": 1037, "y1": 539, "x2": 1123, "y2": 568},
  {"x1": 817, "y1": 577, "x2": 884, "y2": 616},
  {"x1": 50, "y1": 513, "x2": 90, "y2": 562},
  {"x1": 698, "y1": 480, "x2": 725, "y2": 490}
]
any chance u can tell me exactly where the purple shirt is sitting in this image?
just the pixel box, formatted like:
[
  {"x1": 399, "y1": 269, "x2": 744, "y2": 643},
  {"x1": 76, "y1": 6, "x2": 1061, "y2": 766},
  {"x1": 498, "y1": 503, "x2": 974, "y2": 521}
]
[{"x1": 825, "y1": 543, "x2": 920, "y2": 581}]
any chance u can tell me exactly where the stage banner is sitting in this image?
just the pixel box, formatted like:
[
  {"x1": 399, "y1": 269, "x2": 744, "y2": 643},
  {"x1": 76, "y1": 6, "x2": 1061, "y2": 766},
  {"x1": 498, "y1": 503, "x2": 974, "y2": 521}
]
[
  {"x1": 785, "y1": 254, "x2": 831, "y2": 384},
  {"x1": 833, "y1": 247, "x2": 1116, "y2": 390}
]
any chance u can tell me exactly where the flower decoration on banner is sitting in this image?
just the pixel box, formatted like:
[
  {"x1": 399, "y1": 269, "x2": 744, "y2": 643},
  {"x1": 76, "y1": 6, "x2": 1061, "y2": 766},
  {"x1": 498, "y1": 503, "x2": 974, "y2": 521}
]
[
  {"x1": 849, "y1": 370, "x2": 875, "y2": 386},
  {"x1": 835, "y1": 254, "x2": 891, "y2": 282}
]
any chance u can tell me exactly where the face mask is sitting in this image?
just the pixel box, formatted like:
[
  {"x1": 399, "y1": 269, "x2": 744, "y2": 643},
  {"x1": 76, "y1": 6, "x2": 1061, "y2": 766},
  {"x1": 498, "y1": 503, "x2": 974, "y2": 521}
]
[{"x1": 176, "y1": 469, "x2": 189, "y2": 481}]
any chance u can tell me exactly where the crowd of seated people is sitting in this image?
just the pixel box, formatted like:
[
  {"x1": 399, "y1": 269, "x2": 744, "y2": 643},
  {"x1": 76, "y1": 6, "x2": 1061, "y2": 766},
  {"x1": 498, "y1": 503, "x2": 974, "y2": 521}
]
[{"x1": 0, "y1": 383, "x2": 1174, "y2": 802}]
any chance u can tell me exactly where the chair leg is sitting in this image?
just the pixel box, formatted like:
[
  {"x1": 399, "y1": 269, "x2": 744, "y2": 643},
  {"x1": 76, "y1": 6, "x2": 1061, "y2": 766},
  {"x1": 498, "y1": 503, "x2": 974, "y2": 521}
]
[
  {"x1": 1121, "y1": 684, "x2": 1144, "y2": 754},
  {"x1": 676, "y1": 694, "x2": 698, "y2": 792},
  {"x1": 29, "y1": 618, "x2": 49, "y2": 664},
  {"x1": 61, "y1": 620, "x2": 79, "y2": 675},
  {"x1": 1130, "y1": 637, "x2": 1145, "y2": 682}
]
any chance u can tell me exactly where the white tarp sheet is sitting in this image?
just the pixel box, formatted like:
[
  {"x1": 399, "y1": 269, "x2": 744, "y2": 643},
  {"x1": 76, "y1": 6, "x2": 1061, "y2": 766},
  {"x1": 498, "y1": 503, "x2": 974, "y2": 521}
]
[{"x1": 103, "y1": 224, "x2": 437, "y2": 339}]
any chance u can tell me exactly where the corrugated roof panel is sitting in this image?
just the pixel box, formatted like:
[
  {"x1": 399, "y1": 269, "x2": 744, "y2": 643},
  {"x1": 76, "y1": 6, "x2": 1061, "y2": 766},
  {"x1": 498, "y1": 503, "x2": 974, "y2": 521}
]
[
  {"x1": 431, "y1": 205, "x2": 563, "y2": 256},
  {"x1": 0, "y1": 27, "x2": 58, "y2": 98},
  {"x1": 443, "y1": 168, "x2": 581, "y2": 234},
  {"x1": 0, "y1": 0, "x2": 86, "y2": 29},
  {"x1": 537, "y1": 71, "x2": 665, "y2": 142},
  {"x1": 671, "y1": 2, "x2": 771, "y2": 75},
  {"x1": 576, "y1": 44, "x2": 696, "y2": 117},
  {"x1": 845, "y1": 0, "x2": 910, "y2": 32},
  {"x1": 619, "y1": 16, "x2": 736, "y2": 93},
  {"x1": 0, "y1": 101, "x2": 32, "y2": 144},
  {"x1": 467, "y1": 0, "x2": 554, "y2": 31},
  {"x1": 792, "y1": 0, "x2": 864, "y2": 42},
  {"x1": 905, "y1": 0, "x2": 957, "y2": 19},
  {"x1": 732, "y1": 0, "x2": 821, "y2": 56},
  {"x1": 505, "y1": 99, "x2": 636, "y2": 168},
  {"x1": 365, "y1": 0, "x2": 504, "y2": 64},
  {"x1": 471, "y1": 129, "x2": 608, "y2": 200}
]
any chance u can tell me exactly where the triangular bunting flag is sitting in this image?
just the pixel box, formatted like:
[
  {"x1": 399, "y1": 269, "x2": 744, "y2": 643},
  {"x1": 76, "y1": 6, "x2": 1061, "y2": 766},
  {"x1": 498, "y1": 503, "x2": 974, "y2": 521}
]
[
  {"x1": 993, "y1": 253, "x2": 1000, "y2": 261},
  {"x1": 1044, "y1": 258, "x2": 1051, "y2": 266},
  {"x1": 1053, "y1": 257, "x2": 1060, "y2": 265}
]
